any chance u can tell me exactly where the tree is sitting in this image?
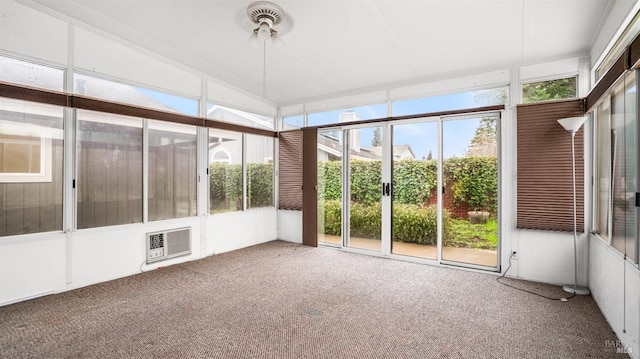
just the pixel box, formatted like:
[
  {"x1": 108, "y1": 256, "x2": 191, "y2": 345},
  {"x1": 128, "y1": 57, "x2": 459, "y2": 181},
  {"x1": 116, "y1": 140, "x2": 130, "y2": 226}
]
[
  {"x1": 522, "y1": 77, "x2": 576, "y2": 103},
  {"x1": 473, "y1": 87, "x2": 508, "y2": 107},
  {"x1": 426, "y1": 150, "x2": 433, "y2": 160},
  {"x1": 371, "y1": 127, "x2": 382, "y2": 146},
  {"x1": 466, "y1": 117, "x2": 497, "y2": 157}
]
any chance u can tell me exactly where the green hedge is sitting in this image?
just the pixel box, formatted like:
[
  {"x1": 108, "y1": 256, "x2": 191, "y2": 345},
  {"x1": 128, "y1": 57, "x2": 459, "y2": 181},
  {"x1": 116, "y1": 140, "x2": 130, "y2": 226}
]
[
  {"x1": 209, "y1": 162, "x2": 273, "y2": 211},
  {"x1": 319, "y1": 157, "x2": 497, "y2": 214},
  {"x1": 318, "y1": 159, "x2": 439, "y2": 206},
  {"x1": 321, "y1": 200, "x2": 450, "y2": 246},
  {"x1": 445, "y1": 156, "x2": 497, "y2": 213}
]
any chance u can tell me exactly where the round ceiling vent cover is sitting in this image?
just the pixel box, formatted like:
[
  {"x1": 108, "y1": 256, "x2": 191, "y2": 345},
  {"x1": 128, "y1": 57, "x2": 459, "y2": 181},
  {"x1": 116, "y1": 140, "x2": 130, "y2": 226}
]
[{"x1": 247, "y1": 1, "x2": 284, "y2": 26}]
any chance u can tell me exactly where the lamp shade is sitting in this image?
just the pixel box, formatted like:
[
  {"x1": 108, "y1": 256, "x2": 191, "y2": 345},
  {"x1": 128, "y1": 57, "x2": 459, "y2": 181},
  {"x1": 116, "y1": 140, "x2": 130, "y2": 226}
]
[{"x1": 557, "y1": 116, "x2": 586, "y2": 134}]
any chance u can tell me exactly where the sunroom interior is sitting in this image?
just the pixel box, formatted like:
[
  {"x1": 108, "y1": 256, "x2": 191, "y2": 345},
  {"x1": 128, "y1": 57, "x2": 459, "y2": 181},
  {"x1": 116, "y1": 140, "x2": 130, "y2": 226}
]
[{"x1": 1, "y1": 0, "x2": 640, "y2": 357}]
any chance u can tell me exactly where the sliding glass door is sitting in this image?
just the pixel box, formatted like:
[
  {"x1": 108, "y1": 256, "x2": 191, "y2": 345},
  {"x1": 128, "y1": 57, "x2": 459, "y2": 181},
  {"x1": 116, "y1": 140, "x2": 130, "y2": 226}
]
[
  {"x1": 317, "y1": 112, "x2": 500, "y2": 271},
  {"x1": 441, "y1": 115, "x2": 499, "y2": 268},
  {"x1": 391, "y1": 120, "x2": 438, "y2": 260}
]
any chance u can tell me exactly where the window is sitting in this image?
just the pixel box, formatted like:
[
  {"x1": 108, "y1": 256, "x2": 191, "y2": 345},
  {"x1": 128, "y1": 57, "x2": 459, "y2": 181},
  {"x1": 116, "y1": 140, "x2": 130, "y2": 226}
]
[
  {"x1": 283, "y1": 115, "x2": 304, "y2": 130},
  {"x1": 148, "y1": 121, "x2": 197, "y2": 221},
  {"x1": 74, "y1": 73, "x2": 198, "y2": 115},
  {"x1": 0, "y1": 98, "x2": 63, "y2": 236},
  {"x1": 0, "y1": 134, "x2": 50, "y2": 183},
  {"x1": 246, "y1": 134, "x2": 274, "y2": 208},
  {"x1": 308, "y1": 103, "x2": 386, "y2": 127},
  {"x1": 596, "y1": 11, "x2": 640, "y2": 81},
  {"x1": 76, "y1": 110, "x2": 143, "y2": 229},
  {"x1": 0, "y1": 56, "x2": 64, "y2": 92},
  {"x1": 209, "y1": 129, "x2": 242, "y2": 213},
  {"x1": 392, "y1": 87, "x2": 508, "y2": 116},
  {"x1": 594, "y1": 70, "x2": 638, "y2": 263},
  {"x1": 207, "y1": 103, "x2": 274, "y2": 130},
  {"x1": 522, "y1": 77, "x2": 577, "y2": 104}
]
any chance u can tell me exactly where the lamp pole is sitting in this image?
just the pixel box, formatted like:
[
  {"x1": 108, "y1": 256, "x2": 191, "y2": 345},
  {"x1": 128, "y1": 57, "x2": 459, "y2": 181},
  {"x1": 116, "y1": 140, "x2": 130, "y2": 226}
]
[{"x1": 558, "y1": 117, "x2": 590, "y2": 295}]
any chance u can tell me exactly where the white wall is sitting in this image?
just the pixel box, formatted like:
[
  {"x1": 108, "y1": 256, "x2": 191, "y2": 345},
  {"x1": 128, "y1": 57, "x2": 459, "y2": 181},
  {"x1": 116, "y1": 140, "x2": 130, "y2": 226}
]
[
  {"x1": 277, "y1": 210, "x2": 303, "y2": 244},
  {"x1": 206, "y1": 207, "x2": 278, "y2": 255},
  {"x1": 0, "y1": 232, "x2": 67, "y2": 304},
  {"x1": 0, "y1": 210, "x2": 278, "y2": 306},
  {"x1": 590, "y1": 236, "x2": 640, "y2": 358}
]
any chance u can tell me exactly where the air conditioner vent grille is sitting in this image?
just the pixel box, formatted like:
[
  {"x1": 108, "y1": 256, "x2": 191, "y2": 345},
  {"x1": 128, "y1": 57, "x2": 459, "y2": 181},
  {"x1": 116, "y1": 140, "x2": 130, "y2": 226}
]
[
  {"x1": 167, "y1": 230, "x2": 190, "y2": 256},
  {"x1": 146, "y1": 227, "x2": 191, "y2": 264}
]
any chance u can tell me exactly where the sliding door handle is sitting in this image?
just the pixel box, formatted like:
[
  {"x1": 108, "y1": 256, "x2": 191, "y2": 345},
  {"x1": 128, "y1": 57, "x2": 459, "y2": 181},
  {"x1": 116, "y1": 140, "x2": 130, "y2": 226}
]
[{"x1": 381, "y1": 183, "x2": 391, "y2": 197}]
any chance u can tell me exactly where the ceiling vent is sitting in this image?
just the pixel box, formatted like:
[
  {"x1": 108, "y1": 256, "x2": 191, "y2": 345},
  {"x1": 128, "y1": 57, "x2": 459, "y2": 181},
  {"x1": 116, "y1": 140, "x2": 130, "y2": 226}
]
[{"x1": 247, "y1": 1, "x2": 284, "y2": 26}]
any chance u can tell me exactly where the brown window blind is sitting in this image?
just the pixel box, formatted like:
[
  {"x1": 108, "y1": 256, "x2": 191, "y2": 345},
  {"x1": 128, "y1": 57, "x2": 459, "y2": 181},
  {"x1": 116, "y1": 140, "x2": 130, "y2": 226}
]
[
  {"x1": 278, "y1": 130, "x2": 303, "y2": 210},
  {"x1": 516, "y1": 99, "x2": 584, "y2": 232},
  {"x1": 302, "y1": 128, "x2": 318, "y2": 247}
]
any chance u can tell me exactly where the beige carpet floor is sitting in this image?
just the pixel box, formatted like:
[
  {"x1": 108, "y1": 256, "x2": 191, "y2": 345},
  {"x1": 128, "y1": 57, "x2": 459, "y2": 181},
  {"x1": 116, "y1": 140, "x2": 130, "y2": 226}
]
[{"x1": 0, "y1": 240, "x2": 626, "y2": 358}]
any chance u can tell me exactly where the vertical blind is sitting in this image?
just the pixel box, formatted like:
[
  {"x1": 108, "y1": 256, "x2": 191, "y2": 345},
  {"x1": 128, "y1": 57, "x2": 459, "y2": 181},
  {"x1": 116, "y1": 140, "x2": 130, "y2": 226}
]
[{"x1": 516, "y1": 99, "x2": 585, "y2": 232}]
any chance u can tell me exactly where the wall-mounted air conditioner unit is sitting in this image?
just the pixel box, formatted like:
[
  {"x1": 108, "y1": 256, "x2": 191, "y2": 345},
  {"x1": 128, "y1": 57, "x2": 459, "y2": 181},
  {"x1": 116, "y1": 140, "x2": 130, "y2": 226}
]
[{"x1": 146, "y1": 227, "x2": 191, "y2": 264}]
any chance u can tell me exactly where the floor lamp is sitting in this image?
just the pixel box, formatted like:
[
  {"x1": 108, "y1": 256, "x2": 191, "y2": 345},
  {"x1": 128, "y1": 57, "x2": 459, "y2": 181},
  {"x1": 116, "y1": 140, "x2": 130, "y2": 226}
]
[{"x1": 557, "y1": 116, "x2": 591, "y2": 295}]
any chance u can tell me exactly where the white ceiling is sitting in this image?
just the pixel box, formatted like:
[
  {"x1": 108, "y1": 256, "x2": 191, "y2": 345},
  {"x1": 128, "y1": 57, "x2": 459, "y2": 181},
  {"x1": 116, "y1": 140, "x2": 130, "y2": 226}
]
[{"x1": 26, "y1": 0, "x2": 613, "y2": 106}]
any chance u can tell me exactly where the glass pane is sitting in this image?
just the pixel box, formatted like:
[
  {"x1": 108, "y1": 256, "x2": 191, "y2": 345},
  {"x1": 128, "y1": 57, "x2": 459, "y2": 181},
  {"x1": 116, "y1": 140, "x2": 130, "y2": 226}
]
[
  {"x1": 318, "y1": 129, "x2": 342, "y2": 246},
  {"x1": 207, "y1": 103, "x2": 274, "y2": 130},
  {"x1": 392, "y1": 87, "x2": 508, "y2": 116},
  {"x1": 246, "y1": 134, "x2": 274, "y2": 208},
  {"x1": 391, "y1": 121, "x2": 438, "y2": 259},
  {"x1": 0, "y1": 56, "x2": 64, "y2": 92},
  {"x1": 308, "y1": 103, "x2": 386, "y2": 127},
  {"x1": 611, "y1": 72, "x2": 637, "y2": 262},
  {"x1": 442, "y1": 116, "x2": 499, "y2": 267},
  {"x1": 594, "y1": 98, "x2": 611, "y2": 238},
  {"x1": 148, "y1": 121, "x2": 197, "y2": 221},
  {"x1": 77, "y1": 110, "x2": 143, "y2": 229},
  {"x1": 348, "y1": 126, "x2": 382, "y2": 252},
  {"x1": 75, "y1": 73, "x2": 198, "y2": 115},
  {"x1": 209, "y1": 129, "x2": 242, "y2": 213},
  {"x1": 596, "y1": 12, "x2": 640, "y2": 81},
  {"x1": 522, "y1": 77, "x2": 577, "y2": 103},
  {"x1": 0, "y1": 98, "x2": 63, "y2": 236},
  {"x1": 283, "y1": 115, "x2": 304, "y2": 130}
]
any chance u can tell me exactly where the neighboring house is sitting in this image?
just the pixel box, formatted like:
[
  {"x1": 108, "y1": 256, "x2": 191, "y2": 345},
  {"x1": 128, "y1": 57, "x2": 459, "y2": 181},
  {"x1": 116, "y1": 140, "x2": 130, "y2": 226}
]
[
  {"x1": 207, "y1": 105, "x2": 274, "y2": 165},
  {"x1": 361, "y1": 145, "x2": 415, "y2": 160}
]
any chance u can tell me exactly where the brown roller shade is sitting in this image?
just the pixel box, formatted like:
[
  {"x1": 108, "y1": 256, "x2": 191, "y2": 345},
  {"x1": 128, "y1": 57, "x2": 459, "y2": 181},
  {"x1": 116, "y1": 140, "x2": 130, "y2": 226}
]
[
  {"x1": 0, "y1": 82, "x2": 68, "y2": 107},
  {"x1": 278, "y1": 130, "x2": 303, "y2": 210},
  {"x1": 516, "y1": 99, "x2": 585, "y2": 232},
  {"x1": 302, "y1": 128, "x2": 318, "y2": 247}
]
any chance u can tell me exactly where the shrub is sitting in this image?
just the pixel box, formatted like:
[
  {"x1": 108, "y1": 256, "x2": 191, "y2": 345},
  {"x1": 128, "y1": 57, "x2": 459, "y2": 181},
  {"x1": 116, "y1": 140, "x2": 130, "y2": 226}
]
[
  {"x1": 321, "y1": 200, "x2": 450, "y2": 246},
  {"x1": 349, "y1": 201, "x2": 382, "y2": 239},
  {"x1": 349, "y1": 160, "x2": 382, "y2": 206},
  {"x1": 248, "y1": 163, "x2": 274, "y2": 207},
  {"x1": 322, "y1": 199, "x2": 342, "y2": 235},
  {"x1": 393, "y1": 160, "x2": 437, "y2": 205},
  {"x1": 393, "y1": 204, "x2": 440, "y2": 245},
  {"x1": 317, "y1": 161, "x2": 342, "y2": 202},
  {"x1": 209, "y1": 163, "x2": 242, "y2": 211},
  {"x1": 445, "y1": 156, "x2": 498, "y2": 214},
  {"x1": 210, "y1": 162, "x2": 274, "y2": 210}
]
